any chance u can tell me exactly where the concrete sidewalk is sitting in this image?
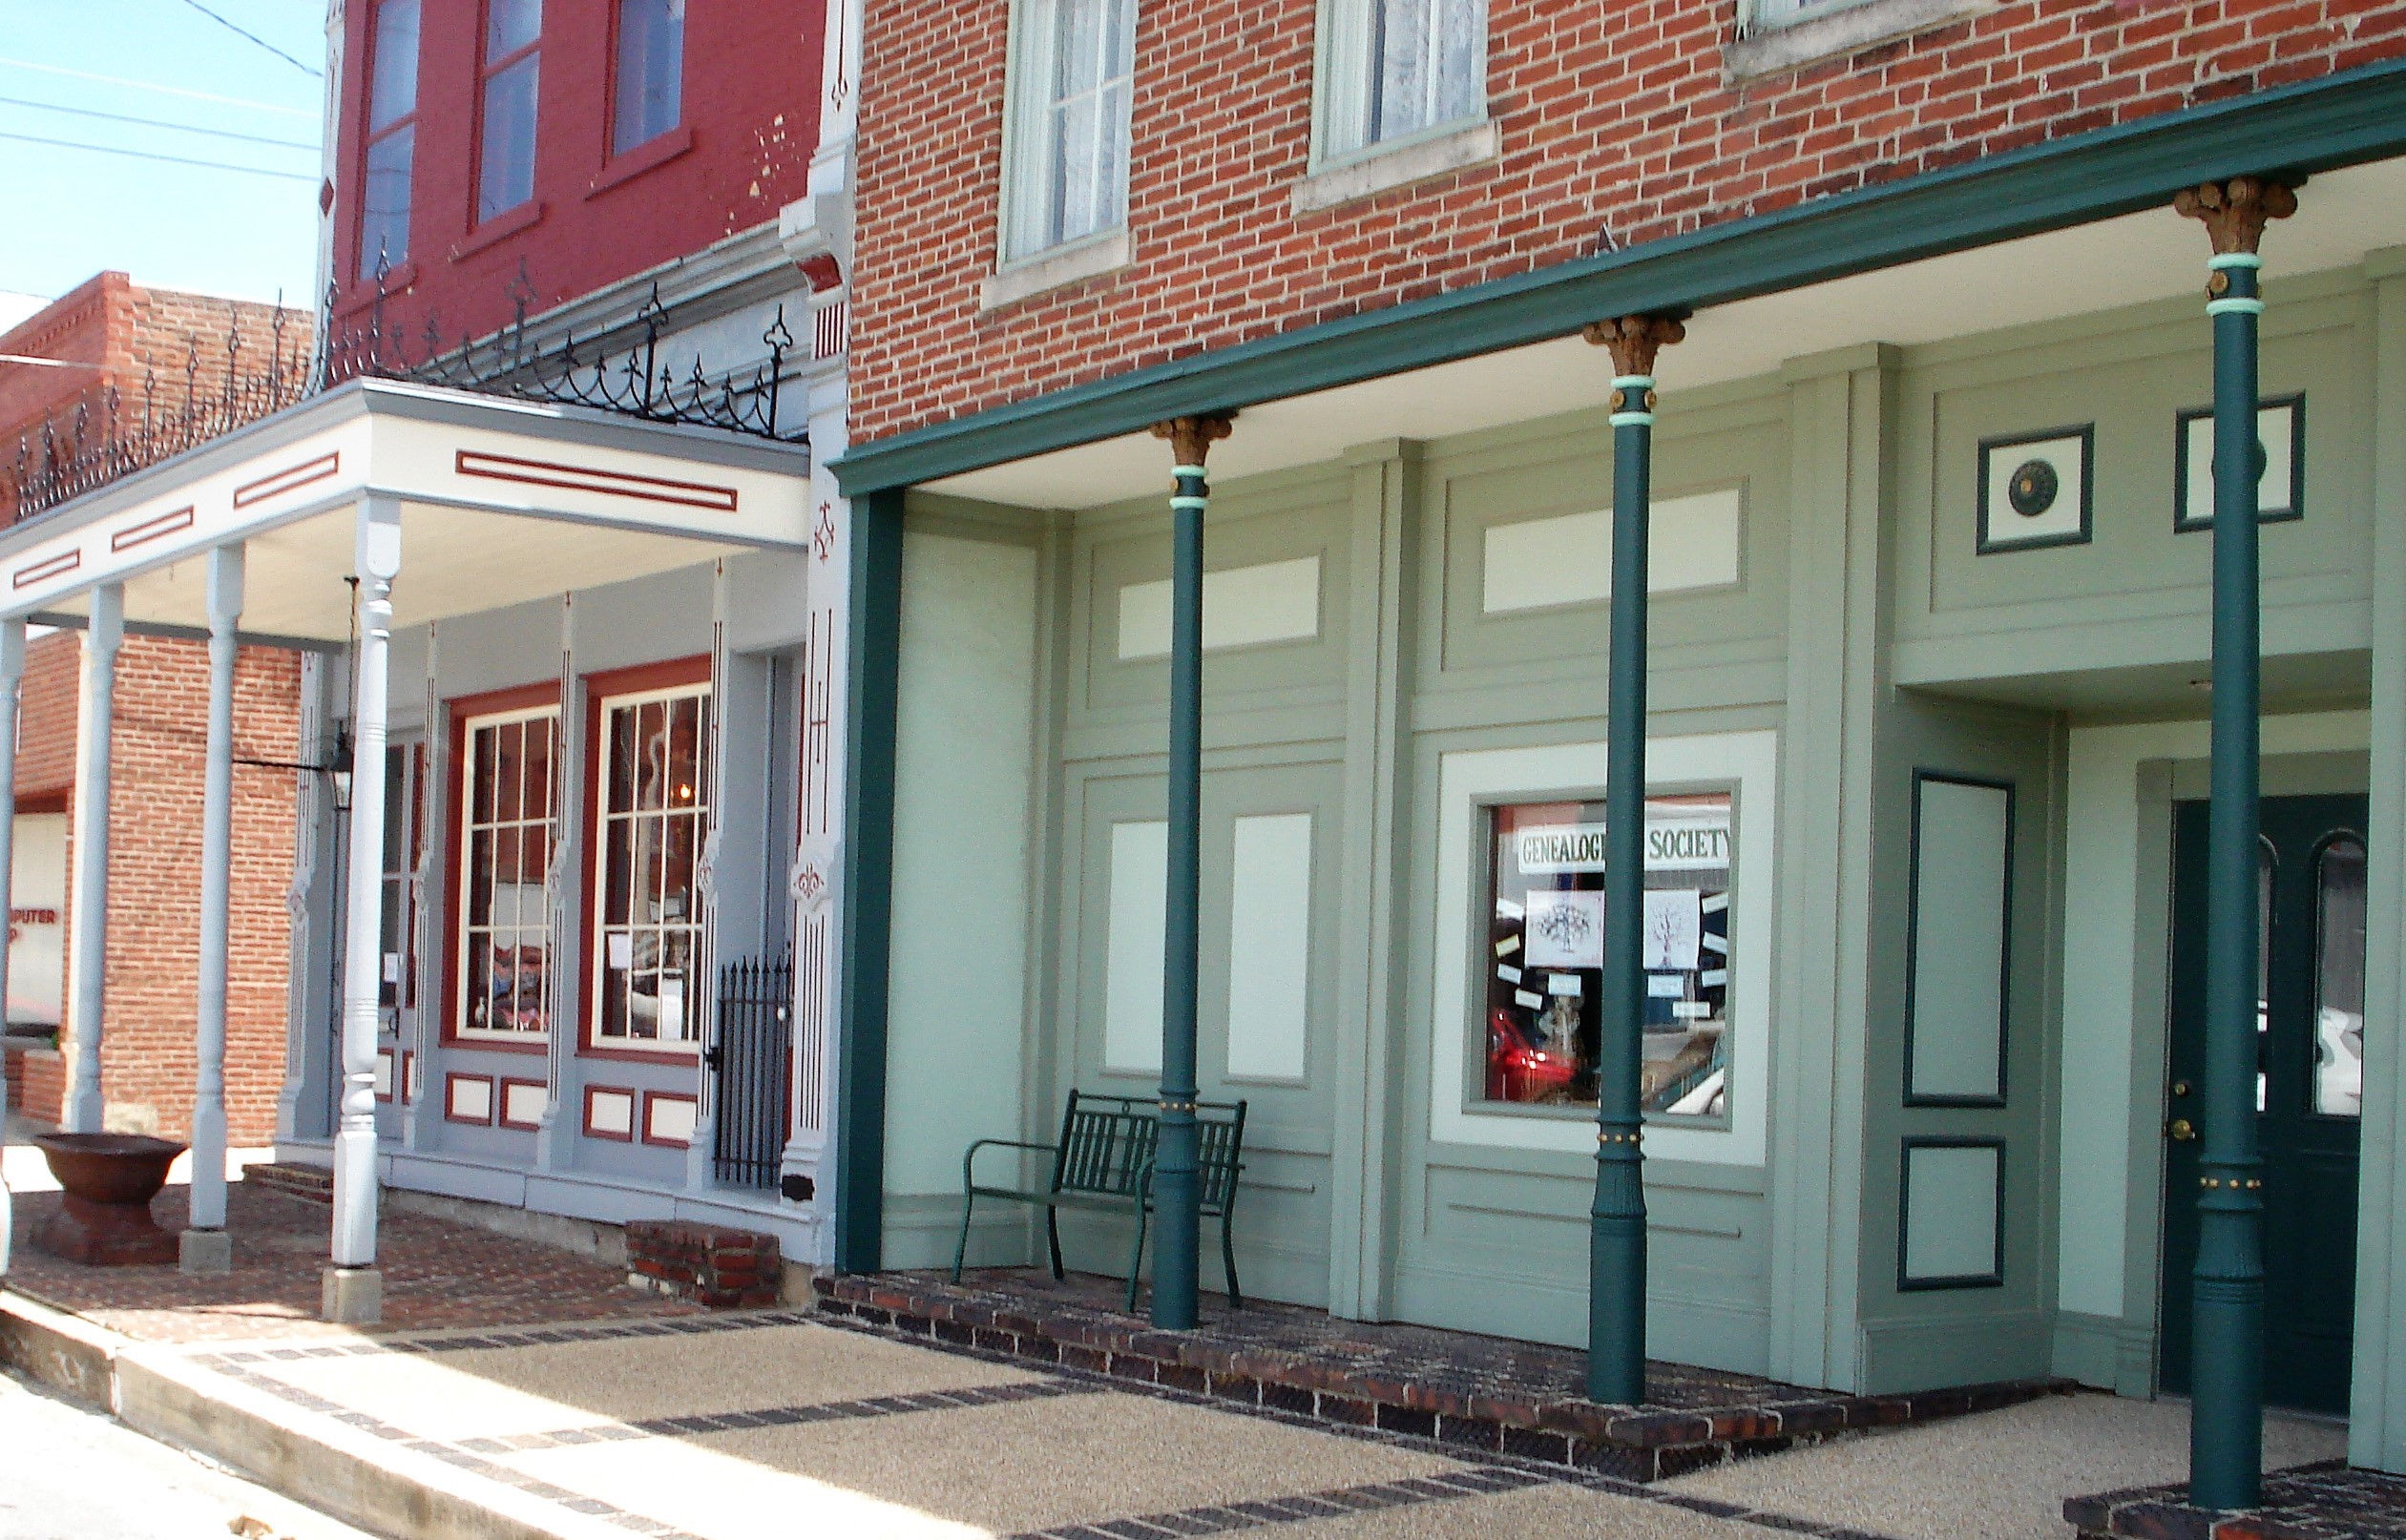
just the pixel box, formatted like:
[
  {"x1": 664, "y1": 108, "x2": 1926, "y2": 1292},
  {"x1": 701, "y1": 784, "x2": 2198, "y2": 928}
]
[{"x1": 0, "y1": 1279, "x2": 2353, "y2": 1540}]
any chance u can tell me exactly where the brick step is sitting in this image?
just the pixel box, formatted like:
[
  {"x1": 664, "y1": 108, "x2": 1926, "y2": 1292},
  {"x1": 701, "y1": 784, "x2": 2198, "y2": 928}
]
[{"x1": 240, "y1": 1161, "x2": 335, "y2": 1204}]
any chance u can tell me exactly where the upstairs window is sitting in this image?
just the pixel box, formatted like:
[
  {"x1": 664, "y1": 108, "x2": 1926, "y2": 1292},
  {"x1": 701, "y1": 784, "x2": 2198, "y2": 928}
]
[
  {"x1": 1002, "y1": 0, "x2": 1136, "y2": 262},
  {"x1": 1317, "y1": 0, "x2": 1485, "y2": 161},
  {"x1": 456, "y1": 705, "x2": 558, "y2": 1042},
  {"x1": 590, "y1": 679, "x2": 712, "y2": 1053},
  {"x1": 477, "y1": 0, "x2": 542, "y2": 222},
  {"x1": 613, "y1": 0, "x2": 685, "y2": 155},
  {"x1": 359, "y1": 0, "x2": 421, "y2": 280}
]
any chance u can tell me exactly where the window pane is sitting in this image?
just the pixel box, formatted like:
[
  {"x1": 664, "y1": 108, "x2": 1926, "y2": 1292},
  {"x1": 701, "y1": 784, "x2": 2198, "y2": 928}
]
[
  {"x1": 383, "y1": 745, "x2": 408, "y2": 869},
  {"x1": 458, "y1": 707, "x2": 557, "y2": 1038},
  {"x1": 1026, "y1": 0, "x2": 1131, "y2": 255},
  {"x1": 592, "y1": 687, "x2": 710, "y2": 1047},
  {"x1": 2316, "y1": 837, "x2": 2368, "y2": 1117},
  {"x1": 368, "y1": 0, "x2": 421, "y2": 129},
  {"x1": 1479, "y1": 794, "x2": 1733, "y2": 1121},
  {"x1": 522, "y1": 717, "x2": 553, "y2": 821},
  {"x1": 360, "y1": 125, "x2": 414, "y2": 280},
  {"x1": 479, "y1": 53, "x2": 540, "y2": 221},
  {"x1": 1368, "y1": 0, "x2": 1481, "y2": 146},
  {"x1": 612, "y1": 0, "x2": 683, "y2": 154},
  {"x1": 488, "y1": 0, "x2": 541, "y2": 56}
]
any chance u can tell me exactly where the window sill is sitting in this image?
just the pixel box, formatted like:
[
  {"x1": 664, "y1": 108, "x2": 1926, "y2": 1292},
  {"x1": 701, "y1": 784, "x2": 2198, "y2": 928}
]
[
  {"x1": 451, "y1": 199, "x2": 547, "y2": 262},
  {"x1": 587, "y1": 124, "x2": 694, "y2": 200},
  {"x1": 980, "y1": 230, "x2": 1134, "y2": 313},
  {"x1": 578, "y1": 1039, "x2": 703, "y2": 1067},
  {"x1": 1723, "y1": 0, "x2": 1997, "y2": 82},
  {"x1": 441, "y1": 1033, "x2": 550, "y2": 1055},
  {"x1": 335, "y1": 260, "x2": 418, "y2": 318},
  {"x1": 1291, "y1": 120, "x2": 1500, "y2": 216}
]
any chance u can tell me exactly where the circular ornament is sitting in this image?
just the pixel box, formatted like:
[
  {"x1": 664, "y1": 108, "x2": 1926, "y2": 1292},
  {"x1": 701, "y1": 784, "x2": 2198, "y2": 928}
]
[{"x1": 2007, "y1": 458, "x2": 2060, "y2": 517}]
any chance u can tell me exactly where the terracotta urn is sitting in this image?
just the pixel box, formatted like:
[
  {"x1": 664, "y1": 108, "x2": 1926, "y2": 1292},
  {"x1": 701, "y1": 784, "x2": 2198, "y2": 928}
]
[{"x1": 31, "y1": 1132, "x2": 185, "y2": 1266}]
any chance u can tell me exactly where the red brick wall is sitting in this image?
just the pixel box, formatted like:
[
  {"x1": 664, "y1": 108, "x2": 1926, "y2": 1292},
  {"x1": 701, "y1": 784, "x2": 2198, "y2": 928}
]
[
  {"x1": 14, "y1": 633, "x2": 302, "y2": 1142},
  {"x1": 850, "y1": 0, "x2": 2406, "y2": 443}
]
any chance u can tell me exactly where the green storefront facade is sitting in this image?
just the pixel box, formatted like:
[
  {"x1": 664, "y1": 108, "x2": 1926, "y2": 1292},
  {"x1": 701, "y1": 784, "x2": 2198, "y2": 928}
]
[{"x1": 826, "y1": 61, "x2": 2406, "y2": 1476}]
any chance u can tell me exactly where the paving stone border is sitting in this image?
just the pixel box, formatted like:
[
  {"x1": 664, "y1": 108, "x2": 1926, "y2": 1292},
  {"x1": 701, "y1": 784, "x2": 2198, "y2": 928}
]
[
  {"x1": 2067, "y1": 1460, "x2": 2406, "y2": 1540},
  {"x1": 815, "y1": 1271, "x2": 2071, "y2": 1482}
]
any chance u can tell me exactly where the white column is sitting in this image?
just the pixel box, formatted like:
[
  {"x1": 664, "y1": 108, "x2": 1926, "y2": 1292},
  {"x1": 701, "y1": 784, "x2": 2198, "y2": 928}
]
[
  {"x1": 63, "y1": 585, "x2": 122, "y2": 1134},
  {"x1": 182, "y1": 547, "x2": 244, "y2": 1274},
  {"x1": 687, "y1": 560, "x2": 730, "y2": 1195},
  {"x1": 0, "y1": 619, "x2": 24, "y2": 1278},
  {"x1": 327, "y1": 500, "x2": 398, "y2": 1322}
]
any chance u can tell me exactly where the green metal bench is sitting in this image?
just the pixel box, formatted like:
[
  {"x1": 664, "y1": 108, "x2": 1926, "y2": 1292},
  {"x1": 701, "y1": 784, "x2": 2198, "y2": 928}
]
[{"x1": 952, "y1": 1090, "x2": 1247, "y2": 1312}]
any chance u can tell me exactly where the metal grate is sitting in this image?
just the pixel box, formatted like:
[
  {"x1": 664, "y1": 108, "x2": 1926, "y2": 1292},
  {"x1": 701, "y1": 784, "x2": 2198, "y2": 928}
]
[{"x1": 709, "y1": 952, "x2": 794, "y2": 1190}]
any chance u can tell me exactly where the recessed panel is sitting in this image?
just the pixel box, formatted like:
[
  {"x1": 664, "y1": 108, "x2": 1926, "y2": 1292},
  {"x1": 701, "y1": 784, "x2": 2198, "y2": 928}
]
[
  {"x1": 1976, "y1": 427, "x2": 2091, "y2": 552},
  {"x1": 1103, "y1": 820, "x2": 1167, "y2": 1074},
  {"x1": 645, "y1": 1093, "x2": 697, "y2": 1147},
  {"x1": 446, "y1": 1073, "x2": 494, "y2": 1124},
  {"x1": 1480, "y1": 487, "x2": 1743, "y2": 614},
  {"x1": 1225, "y1": 813, "x2": 1313, "y2": 1082},
  {"x1": 1900, "y1": 1139, "x2": 2004, "y2": 1289},
  {"x1": 1907, "y1": 774, "x2": 2012, "y2": 1105},
  {"x1": 2174, "y1": 394, "x2": 2304, "y2": 532},
  {"x1": 1117, "y1": 555, "x2": 1322, "y2": 660}
]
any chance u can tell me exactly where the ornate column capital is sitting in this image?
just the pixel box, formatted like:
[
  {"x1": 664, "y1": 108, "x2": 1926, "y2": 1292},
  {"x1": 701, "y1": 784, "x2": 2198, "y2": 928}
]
[
  {"x1": 1582, "y1": 314, "x2": 1687, "y2": 379},
  {"x1": 2173, "y1": 177, "x2": 2298, "y2": 256},
  {"x1": 1148, "y1": 412, "x2": 1237, "y2": 468}
]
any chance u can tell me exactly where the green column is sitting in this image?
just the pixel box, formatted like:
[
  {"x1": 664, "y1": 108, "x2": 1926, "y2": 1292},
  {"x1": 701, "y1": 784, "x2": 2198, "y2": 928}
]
[
  {"x1": 1581, "y1": 316, "x2": 1684, "y2": 1405},
  {"x1": 1148, "y1": 414, "x2": 1232, "y2": 1330},
  {"x1": 2176, "y1": 176, "x2": 2294, "y2": 1512}
]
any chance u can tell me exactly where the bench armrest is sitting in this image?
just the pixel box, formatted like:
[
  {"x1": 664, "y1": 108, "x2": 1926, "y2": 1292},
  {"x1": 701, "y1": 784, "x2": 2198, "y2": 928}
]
[{"x1": 964, "y1": 1137, "x2": 1058, "y2": 1191}]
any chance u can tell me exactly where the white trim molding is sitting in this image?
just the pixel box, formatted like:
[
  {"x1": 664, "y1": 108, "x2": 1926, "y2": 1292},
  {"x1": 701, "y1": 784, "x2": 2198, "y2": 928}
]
[
  {"x1": 1724, "y1": 0, "x2": 1998, "y2": 82},
  {"x1": 981, "y1": 229, "x2": 1135, "y2": 313},
  {"x1": 1291, "y1": 119, "x2": 1500, "y2": 216}
]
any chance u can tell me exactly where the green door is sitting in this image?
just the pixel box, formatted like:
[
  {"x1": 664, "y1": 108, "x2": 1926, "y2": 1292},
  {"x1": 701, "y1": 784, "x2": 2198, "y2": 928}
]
[{"x1": 2161, "y1": 793, "x2": 2367, "y2": 1416}]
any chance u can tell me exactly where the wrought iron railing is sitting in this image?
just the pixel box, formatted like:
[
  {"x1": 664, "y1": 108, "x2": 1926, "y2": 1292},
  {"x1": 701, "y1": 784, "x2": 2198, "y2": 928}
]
[
  {"x1": 709, "y1": 951, "x2": 794, "y2": 1191},
  {"x1": 318, "y1": 260, "x2": 805, "y2": 445},
  {"x1": 6, "y1": 306, "x2": 313, "y2": 523}
]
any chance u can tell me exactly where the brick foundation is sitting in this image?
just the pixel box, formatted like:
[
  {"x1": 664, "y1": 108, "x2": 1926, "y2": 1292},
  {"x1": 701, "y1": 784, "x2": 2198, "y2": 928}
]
[
  {"x1": 625, "y1": 1220, "x2": 782, "y2": 1310},
  {"x1": 2068, "y1": 1460, "x2": 2406, "y2": 1540}
]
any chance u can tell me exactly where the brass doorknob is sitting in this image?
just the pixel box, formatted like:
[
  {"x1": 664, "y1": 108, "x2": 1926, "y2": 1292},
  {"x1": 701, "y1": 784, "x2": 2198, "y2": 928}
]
[{"x1": 2165, "y1": 1117, "x2": 2198, "y2": 1142}]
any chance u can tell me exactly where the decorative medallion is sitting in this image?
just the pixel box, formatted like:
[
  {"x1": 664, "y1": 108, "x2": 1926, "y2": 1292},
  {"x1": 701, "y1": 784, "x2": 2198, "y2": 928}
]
[
  {"x1": 1976, "y1": 426, "x2": 2093, "y2": 553},
  {"x1": 2173, "y1": 393, "x2": 2304, "y2": 533}
]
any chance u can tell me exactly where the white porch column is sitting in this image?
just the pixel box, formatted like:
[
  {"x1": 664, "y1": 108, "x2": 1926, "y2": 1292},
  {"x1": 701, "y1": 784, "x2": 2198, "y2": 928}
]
[
  {"x1": 0, "y1": 619, "x2": 24, "y2": 1278},
  {"x1": 182, "y1": 546, "x2": 244, "y2": 1275},
  {"x1": 63, "y1": 584, "x2": 122, "y2": 1134},
  {"x1": 326, "y1": 500, "x2": 398, "y2": 1323}
]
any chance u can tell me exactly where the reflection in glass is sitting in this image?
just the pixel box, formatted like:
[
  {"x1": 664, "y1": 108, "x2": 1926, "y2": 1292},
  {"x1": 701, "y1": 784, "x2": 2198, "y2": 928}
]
[
  {"x1": 2315, "y1": 837, "x2": 2368, "y2": 1117},
  {"x1": 594, "y1": 688, "x2": 711, "y2": 1048},
  {"x1": 1480, "y1": 794, "x2": 1732, "y2": 1119}
]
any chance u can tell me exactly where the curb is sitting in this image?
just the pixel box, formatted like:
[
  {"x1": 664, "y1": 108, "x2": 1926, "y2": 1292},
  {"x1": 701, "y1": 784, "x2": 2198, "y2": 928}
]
[{"x1": 0, "y1": 1289, "x2": 622, "y2": 1540}]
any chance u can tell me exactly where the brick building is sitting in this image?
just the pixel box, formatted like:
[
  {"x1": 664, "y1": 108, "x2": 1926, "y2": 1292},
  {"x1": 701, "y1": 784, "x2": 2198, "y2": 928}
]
[
  {"x1": 0, "y1": 278, "x2": 307, "y2": 1143},
  {"x1": 812, "y1": 0, "x2": 2406, "y2": 1500}
]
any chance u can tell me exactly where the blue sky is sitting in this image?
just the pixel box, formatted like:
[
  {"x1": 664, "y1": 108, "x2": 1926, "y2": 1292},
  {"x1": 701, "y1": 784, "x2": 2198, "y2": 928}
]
[{"x1": 0, "y1": 0, "x2": 324, "y2": 309}]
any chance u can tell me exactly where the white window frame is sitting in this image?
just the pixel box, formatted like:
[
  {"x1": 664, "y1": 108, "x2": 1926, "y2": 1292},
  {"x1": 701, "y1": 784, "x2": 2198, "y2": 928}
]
[
  {"x1": 453, "y1": 703, "x2": 560, "y2": 1046},
  {"x1": 1308, "y1": 0, "x2": 1489, "y2": 171},
  {"x1": 996, "y1": 0, "x2": 1138, "y2": 269},
  {"x1": 1725, "y1": 0, "x2": 1998, "y2": 80},
  {"x1": 587, "y1": 680, "x2": 713, "y2": 1056}
]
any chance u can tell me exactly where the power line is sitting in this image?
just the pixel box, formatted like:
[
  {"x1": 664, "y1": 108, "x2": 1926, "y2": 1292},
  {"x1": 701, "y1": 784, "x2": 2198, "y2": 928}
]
[
  {"x1": 0, "y1": 55, "x2": 316, "y2": 118},
  {"x1": 0, "y1": 94, "x2": 317, "y2": 152},
  {"x1": 0, "y1": 129, "x2": 316, "y2": 182},
  {"x1": 174, "y1": 0, "x2": 324, "y2": 78}
]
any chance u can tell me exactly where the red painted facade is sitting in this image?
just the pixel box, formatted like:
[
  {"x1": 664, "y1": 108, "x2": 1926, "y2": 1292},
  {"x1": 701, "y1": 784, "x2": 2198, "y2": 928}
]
[
  {"x1": 327, "y1": 1, "x2": 828, "y2": 344},
  {"x1": 847, "y1": 0, "x2": 2406, "y2": 445}
]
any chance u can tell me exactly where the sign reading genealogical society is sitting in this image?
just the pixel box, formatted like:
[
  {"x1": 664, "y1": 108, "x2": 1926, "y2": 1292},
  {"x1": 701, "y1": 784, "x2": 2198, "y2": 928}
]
[{"x1": 1515, "y1": 813, "x2": 1732, "y2": 875}]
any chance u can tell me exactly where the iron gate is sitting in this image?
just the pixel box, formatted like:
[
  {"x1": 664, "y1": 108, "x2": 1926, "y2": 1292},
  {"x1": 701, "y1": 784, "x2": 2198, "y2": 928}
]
[{"x1": 710, "y1": 952, "x2": 793, "y2": 1190}]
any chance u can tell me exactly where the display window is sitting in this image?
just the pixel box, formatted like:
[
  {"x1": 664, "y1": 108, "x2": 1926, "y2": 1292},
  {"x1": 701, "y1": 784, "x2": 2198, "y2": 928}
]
[
  {"x1": 454, "y1": 704, "x2": 559, "y2": 1042},
  {"x1": 1480, "y1": 793, "x2": 1733, "y2": 1120},
  {"x1": 588, "y1": 678, "x2": 712, "y2": 1053}
]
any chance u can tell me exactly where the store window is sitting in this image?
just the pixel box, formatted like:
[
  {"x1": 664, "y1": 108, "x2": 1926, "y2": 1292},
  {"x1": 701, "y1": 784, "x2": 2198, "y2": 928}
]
[
  {"x1": 1315, "y1": 0, "x2": 1485, "y2": 161},
  {"x1": 612, "y1": 0, "x2": 684, "y2": 155},
  {"x1": 477, "y1": 0, "x2": 542, "y2": 222},
  {"x1": 2315, "y1": 836, "x2": 2368, "y2": 1118},
  {"x1": 456, "y1": 707, "x2": 558, "y2": 1040},
  {"x1": 379, "y1": 743, "x2": 427, "y2": 1020},
  {"x1": 591, "y1": 684, "x2": 711, "y2": 1051},
  {"x1": 1001, "y1": 0, "x2": 1136, "y2": 262},
  {"x1": 359, "y1": 0, "x2": 421, "y2": 279},
  {"x1": 1481, "y1": 794, "x2": 1732, "y2": 1120}
]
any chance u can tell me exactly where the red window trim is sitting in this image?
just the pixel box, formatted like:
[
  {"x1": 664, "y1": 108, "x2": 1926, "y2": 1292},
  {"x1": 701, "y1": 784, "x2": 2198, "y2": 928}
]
[
  {"x1": 471, "y1": 0, "x2": 545, "y2": 227},
  {"x1": 603, "y1": 0, "x2": 685, "y2": 166},
  {"x1": 640, "y1": 1089, "x2": 699, "y2": 1149},
  {"x1": 443, "y1": 1071, "x2": 497, "y2": 1125},
  {"x1": 576, "y1": 654, "x2": 713, "y2": 1066},
  {"x1": 582, "y1": 1083, "x2": 638, "y2": 1142},
  {"x1": 354, "y1": 0, "x2": 422, "y2": 291},
  {"x1": 586, "y1": 124, "x2": 693, "y2": 201},
  {"x1": 441, "y1": 679, "x2": 564, "y2": 1057}
]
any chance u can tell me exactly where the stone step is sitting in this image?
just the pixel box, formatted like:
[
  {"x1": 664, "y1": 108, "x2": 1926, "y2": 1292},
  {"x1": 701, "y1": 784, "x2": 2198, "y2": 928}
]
[{"x1": 240, "y1": 1161, "x2": 334, "y2": 1205}]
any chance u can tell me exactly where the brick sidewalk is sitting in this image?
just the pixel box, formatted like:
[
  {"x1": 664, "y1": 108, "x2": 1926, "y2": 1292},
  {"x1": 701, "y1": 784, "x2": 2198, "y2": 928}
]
[{"x1": 4, "y1": 1179, "x2": 703, "y2": 1342}]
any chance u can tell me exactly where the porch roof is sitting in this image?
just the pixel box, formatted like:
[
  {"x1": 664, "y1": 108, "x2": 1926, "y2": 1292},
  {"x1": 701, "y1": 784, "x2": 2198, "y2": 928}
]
[{"x1": 0, "y1": 377, "x2": 812, "y2": 644}]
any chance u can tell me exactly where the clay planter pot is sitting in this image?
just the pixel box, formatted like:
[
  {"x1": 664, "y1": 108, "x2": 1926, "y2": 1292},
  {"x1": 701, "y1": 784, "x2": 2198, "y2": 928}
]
[{"x1": 31, "y1": 1133, "x2": 186, "y2": 1266}]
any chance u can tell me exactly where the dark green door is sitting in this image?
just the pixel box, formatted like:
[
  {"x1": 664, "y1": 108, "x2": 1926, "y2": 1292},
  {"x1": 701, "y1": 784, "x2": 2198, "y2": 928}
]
[{"x1": 2161, "y1": 793, "x2": 2366, "y2": 1415}]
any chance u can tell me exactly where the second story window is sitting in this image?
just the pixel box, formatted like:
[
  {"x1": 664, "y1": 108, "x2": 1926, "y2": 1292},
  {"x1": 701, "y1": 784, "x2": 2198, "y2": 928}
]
[
  {"x1": 359, "y1": 0, "x2": 420, "y2": 279},
  {"x1": 1318, "y1": 0, "x2": 1485, "y2": 161},
  {"x1": 613, "y1": 0, "x2": 685, "y2": 155},
  {"x1": 477, "y1": 0, "x2": 542, "y2": 222},
  {"x1": 1002, "y1": 0, "x2": 1136, "y2": 263}
]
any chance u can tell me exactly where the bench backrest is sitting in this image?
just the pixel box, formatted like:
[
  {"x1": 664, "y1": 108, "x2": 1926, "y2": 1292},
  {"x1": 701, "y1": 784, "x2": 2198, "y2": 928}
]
[{"x1": 1053, "y1": 1091, "x2": 1245, "y2": 1215}]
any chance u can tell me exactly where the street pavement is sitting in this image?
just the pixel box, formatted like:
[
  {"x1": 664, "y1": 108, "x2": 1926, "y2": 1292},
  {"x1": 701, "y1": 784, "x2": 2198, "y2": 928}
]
[{"x1": 0, "y1": 1365, "x2": 373, "y2": 1540}]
